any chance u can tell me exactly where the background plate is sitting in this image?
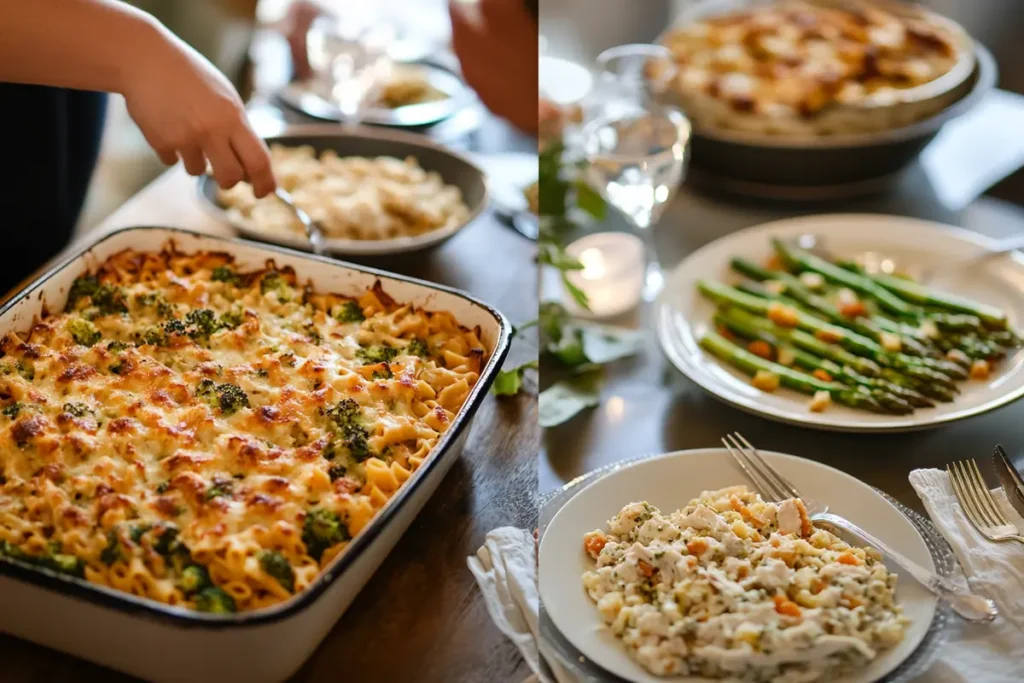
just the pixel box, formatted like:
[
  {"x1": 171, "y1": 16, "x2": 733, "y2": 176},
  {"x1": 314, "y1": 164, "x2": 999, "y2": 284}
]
[
  {"x1": 656, "y1": 214, "x2": 1024, "y2": 432},
  {"x1": 538, "y1": 448, "x2": 940, "y2": 683}
]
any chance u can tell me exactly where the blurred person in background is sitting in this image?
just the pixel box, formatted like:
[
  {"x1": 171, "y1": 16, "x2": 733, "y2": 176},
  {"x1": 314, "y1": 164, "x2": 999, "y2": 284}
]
[
  {"x1": 285, "y1": 0, "x2": 539, "y2": 136},
  {"x1": 0, "y1": 0, "x2": 275, "y2": 296}
]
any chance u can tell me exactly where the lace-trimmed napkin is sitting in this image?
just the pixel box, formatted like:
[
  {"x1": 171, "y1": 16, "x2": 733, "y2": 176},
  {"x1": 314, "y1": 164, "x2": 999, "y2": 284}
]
[{"x1": 909, "y1": 468, "x2": 1024, "y2": 683}]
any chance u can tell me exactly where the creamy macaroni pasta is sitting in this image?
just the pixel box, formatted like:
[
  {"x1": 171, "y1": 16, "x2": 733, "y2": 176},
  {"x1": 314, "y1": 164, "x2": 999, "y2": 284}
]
[
  {"x1": 218, "y1": 144, "x2": 470, "y2": 241},
  {"x1": 583, "y1": 486, "x2": 907, "y2": 680},
  {"x1": 0, "y1": 248, "x2": 484, "y2": 613}
]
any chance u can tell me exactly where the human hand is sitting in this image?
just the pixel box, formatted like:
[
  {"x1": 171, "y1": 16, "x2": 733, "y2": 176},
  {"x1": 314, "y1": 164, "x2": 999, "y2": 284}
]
[
  {"x1": 450, "y1": 0, "x2": 538, "y2": 136},
  {"x1": 122, "y1": 24, "x2": 275, "y2": 197},
  {"x1": 284, "y1": 0, "x2": 322, "y2": 82}
]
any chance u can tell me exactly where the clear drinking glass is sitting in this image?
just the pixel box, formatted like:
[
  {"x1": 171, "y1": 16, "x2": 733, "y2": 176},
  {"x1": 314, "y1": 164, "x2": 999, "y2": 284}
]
[
  {"x1": 306, "y1": 7, "x2": 396, "y2": 124},
  {"x1": 581, "y1": 44, "x2": 690, "y2": 301}
]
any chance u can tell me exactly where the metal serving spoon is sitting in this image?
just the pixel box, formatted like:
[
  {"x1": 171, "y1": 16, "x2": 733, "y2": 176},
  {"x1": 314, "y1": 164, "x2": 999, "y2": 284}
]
[
  {"x1": 797, "y1": 233, "x2": 1024, "y2": 283},
  {"x1": 275, "y1": 188, "x2": 327, "y2": 255}
]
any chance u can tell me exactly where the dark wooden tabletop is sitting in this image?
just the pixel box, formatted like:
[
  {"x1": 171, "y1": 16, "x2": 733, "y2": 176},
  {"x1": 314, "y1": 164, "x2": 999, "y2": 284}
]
[{"x1": 1, "y1": 122, "x2": 539, "y2": 682}]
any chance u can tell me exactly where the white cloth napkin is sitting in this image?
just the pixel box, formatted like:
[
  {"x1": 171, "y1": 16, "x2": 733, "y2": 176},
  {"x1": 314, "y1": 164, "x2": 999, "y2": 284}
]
[
  {"x1": 909, "y1": 468, "x2": 1024, "y2": 683},
  {"x1": 467, "y1": 527, "x2": 574, "y2": 683}
]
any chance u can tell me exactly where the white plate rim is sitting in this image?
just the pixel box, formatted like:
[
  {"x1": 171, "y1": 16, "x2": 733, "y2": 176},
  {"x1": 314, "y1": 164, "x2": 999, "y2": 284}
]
[
  {"x1": 195, "y1": 124, "x2": 490, "y2": 257},
  {"x1": 656, "y1": 213, "x2": 1024, "y2": 433},
  {"x1": 538, "y1": 447, "x2": 939, "y2": 683}
]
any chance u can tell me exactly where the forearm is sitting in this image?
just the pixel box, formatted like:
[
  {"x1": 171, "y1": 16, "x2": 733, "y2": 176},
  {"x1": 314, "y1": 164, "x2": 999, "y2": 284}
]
[{"x1": 0, "y1": 0, "x2": 169, "y2": 94}]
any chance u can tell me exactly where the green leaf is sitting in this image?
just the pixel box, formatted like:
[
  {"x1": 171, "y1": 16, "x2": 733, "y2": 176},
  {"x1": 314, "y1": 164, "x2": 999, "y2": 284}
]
[
  {"x1": 539, "y1": 243, "x2": 584, "y2": 271},
  {"x1": 511, "y1": 318, "x2": 538, "y2": 340},
  {"x1": 539, "y1": 371, "x2": 603, "y2": 427},
  {"x1": 580, "y1": 324, "x2": 645, "y2": 364},
  {"x1": 561, "y1": 273, "x2": 590, "y2": 311},
  {"x1": 491, "y1": 360, "x2": 539, "y2": 396},
  {"x1": 574, "y1": 179, "x2": 606, "y2": 221}
]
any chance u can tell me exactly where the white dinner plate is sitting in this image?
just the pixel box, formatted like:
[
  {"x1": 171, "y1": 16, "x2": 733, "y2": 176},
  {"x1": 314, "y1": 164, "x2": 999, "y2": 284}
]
[
  {"x1": 656, "y1": 214, "x2": 1024, "y2": 432},
  {"x1": 276, "y1": 63, "x2": 471, "y2": 128},
  {"x1": 538, "y1": 448, "x2": 938, "y2": 683}
]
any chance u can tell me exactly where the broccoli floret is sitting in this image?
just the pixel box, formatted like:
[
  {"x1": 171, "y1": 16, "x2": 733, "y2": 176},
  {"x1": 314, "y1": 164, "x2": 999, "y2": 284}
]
[
  {"x1": 42, "y1": 553, "x2": 85, "y2": 578},
  {"x1": 185, "y1": 309, "x2": 226, "y2": 340},
  {"x1": 164, "y1": 318, "x2": 187, "y2": 336},
  {"x1": 196, "y1": 380, "x2": 250, "y2": 415},
  {"x1": 323, "y1": 399, "x2": 372, "y2": 461},
  {"x1": 260, "y1": 271, "x2": 292, "y2": 302},
  {"x1": 100, "y1": 529, "x2": 125, "y2": 565},
  {"x1": 371, "y1": 367, "x2": 392, "y2": 380},
  {"x1": 194, "y1": 586, "x2": 236, "y2": 613},
  {"x1": 211, "y1": 266, "x2": 242, "y2": 285},
  {"x1": 355, "y1": 344, "x2": 398, "y2": 365},
  {"x1": 304, "y1": 322, "x2": 323, "y2": 345},
  {"x1": 177, "y1": 564, "x2": 212, "y2": 595},
  {"x1": 65, "y1": 275, "x2": 100, "y2": 311},
  {"x1": 220, "y1": 309, "x2": 245, "y2": 330},
  {"x1": 406, "y1": 338, "x2": 429, "y2": 358},
  {"x1": 2, "y1": 402, "x2": 20, "y2": 419},
  {"x1": 135, "y1": 292, "x2": 175, "y2": 319},
  {"x1": 67, "y1": 318, "x2": 101, "y2": 347},
  {"x1": 155, "y1": 480, "x2": 170, "y2": 495},
  {"x1": 128, "y1": 523, "x2": 152, "y2": 545},
  {"x1": 204, "y1": 483, "x2": 231, "y2": 501},
  {"x1": 107, "y1": 340, "x2": 129, "y2": 353},
  {"x1": 16, "y1": 362, "x2": 33, "y2": 381},
  {"x1": 327, "y1": 463, "x2": 347, "y2": 482},
  {"x1": 151, "y1": 524, "x2": 179, "y2": 556},
  {"x1": 302, "y1": 508, "x2": 349, "y2": 562},
  {"x1": 62, "y1": 402, "x2": 91, "y2": 418},
  {"x1": 258, "y1": 550, "x2": 295, "y2": 593},
  {"x1": 334, "y1": 300, "x2": 365, "y2": 323},
  {"x1": 91, "y1": 284, "x2": 129, "y2": 316}
]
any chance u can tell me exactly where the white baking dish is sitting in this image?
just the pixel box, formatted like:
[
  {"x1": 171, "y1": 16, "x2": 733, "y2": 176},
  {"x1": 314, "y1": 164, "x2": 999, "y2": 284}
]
[{"x1": 0, "y1": 226, "x2": 512, "y2": 683}]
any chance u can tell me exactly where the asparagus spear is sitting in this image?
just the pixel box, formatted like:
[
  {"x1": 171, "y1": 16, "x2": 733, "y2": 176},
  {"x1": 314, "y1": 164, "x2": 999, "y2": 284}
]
[
  {"x1": 698, "y1": 330, "x2": 889, "y2": 413},
  {"x1": 834, "y1": 260, "x2": 1008, "y2": 330},
  {"x1": 879, "y1": 367, "x2": 956, "y2": 403},
  {"x1": 713, "y1": 310, "x2": 918, "y2": 413},
  {"x1": 771, "y1": 238, "x2": 922, "y2": 319},
  {"x1": 732, "y1": 271, "x2": 935, "y2": 358},
  {"x1": 699, "y1": 279, "x2": 966, "y2": 381}
]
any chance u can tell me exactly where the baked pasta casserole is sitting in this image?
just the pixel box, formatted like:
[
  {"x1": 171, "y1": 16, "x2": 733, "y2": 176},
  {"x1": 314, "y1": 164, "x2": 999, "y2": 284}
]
[
  {"x1": 218, "y1": 144, "x2": 470, "y2": 241},
  {"x1": 583, "y1": 486, "x2": 907, "y2": 680},
  {"x1": 656, "y1": 1, "x2": 967, "y2": 136},
  {"x1": 0, "y1": 248, "x2": 485, "y2": 613}
]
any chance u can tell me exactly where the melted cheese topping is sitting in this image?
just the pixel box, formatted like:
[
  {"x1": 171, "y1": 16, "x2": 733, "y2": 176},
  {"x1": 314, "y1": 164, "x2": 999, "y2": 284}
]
[
  {"x1": 582, "y1": 486, "x2": 907, "y2": 680},
  {"x1": 658, "y1": 1, "x2": 960, "y2": 119},
  {"x1": 0, "y1": 248, "x2": 484, "y2": 613}
]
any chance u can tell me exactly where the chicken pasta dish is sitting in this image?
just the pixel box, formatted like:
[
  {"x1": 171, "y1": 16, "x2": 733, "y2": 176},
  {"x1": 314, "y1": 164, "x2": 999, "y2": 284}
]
[
  {"x1": 218, "y1": 144, "x2": 470, "y2": 242},
  {"x1": 0, "y1": 248, "x2": 485, "y2": 613},
  {"x1": 582, "y1": 486, "x2": 907, "y2": 680}
]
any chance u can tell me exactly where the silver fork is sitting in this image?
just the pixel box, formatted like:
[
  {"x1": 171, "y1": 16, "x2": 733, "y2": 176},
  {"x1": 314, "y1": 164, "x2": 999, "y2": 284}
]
[
  {"x1": 947, "y1": 459, "x2": 1024, "y2": 546},
  {"x1": 722, "y1": 432, "x2": 998, "y2": 622}
]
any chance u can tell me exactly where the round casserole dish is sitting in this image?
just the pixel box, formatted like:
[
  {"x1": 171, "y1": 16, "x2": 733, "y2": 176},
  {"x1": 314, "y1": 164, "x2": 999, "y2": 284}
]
[{"x1": 655, "y1": 0, "x2": 976, "y2": 140}]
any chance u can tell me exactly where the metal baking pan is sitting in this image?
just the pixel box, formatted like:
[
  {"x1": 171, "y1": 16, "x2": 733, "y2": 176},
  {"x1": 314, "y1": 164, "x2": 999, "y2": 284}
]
[
  {"x1": 197, "y1": 124, "x2": 489, "y2": 258},
  {"x1": 0, "y1": 226, "x2": 511, "y2": 683}
]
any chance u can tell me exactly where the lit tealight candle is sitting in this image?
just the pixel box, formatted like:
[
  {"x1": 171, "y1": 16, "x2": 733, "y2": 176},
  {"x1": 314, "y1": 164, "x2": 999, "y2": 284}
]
[{"x1": 563, "y1": 232, "x2": 646, "y2": 318}]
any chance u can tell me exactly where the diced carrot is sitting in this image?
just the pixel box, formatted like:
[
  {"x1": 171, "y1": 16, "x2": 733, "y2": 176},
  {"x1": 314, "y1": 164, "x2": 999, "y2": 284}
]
[
  {"x1": 773, "y1": 594, "x2": 802, "y2": 617},
  {"x1": 686, "y1": 539, "x2": 707, "y2": 555},
  {"x1": 747, "y1": 340, "x2": 774, "y2": 360},
  {"x1": 970, "y1": 359, "x2": 991, "y2": 380},
  {"x1": 810, "y1": 578, "x2": 826, "y2": 595},
  {"x1": 638, "y1": 559, "x2": 656, "y2": 578},
  {"x1": 717, "y1": 325, "x2": 735, "y2": 341},
  {"x1": 838, "y1": 300, "x2": 867, "y2": 318},
  {"x1": 837, "y1": 551, "x2": 862, "y2": 565},
  {"x1": 812, "y1": 369, "x2": 832, "y2": 382},
  {"x1": 729, "y1": 495, "x2": 765, "y2": 527},
  {"x1": 584, "y1": 533, "x2": 607, "y2": 557},
  {"x1": 841, "y1": 595, "x2": 863, "y2": 609},
  {"x1": 767, "y1": 302, "x2": 799, "y2": 327},
  {"x1": 765, "y1": 255, "x2": 784, "y2": 271},
  {"x1": 815, "y1": 328, "x2": 843, "y2": 343}
]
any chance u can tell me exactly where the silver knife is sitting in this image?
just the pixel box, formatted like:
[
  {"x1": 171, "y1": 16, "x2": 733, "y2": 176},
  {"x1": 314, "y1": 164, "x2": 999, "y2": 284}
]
[{"x1": 992, "y1": 444, "x2": 1024, "y2": 519}]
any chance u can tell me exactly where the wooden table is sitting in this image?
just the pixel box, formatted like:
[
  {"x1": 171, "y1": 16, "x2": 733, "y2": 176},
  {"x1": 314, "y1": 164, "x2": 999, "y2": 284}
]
[{"x1": 1, "y1": 162, "x2": 539, "y2": 682}]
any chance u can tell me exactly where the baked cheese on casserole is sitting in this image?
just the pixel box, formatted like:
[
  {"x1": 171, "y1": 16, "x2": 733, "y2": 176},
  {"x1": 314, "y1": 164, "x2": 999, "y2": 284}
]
[
  {"x1": 0, "y1": 248, "x2": 484, "y2": 613},
  {"x1": 582, "y1": 486, "x2": 907, "y2": 680},
  {"x1": 656, "y1": 1, "x2": 965, "y2": 136}
]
